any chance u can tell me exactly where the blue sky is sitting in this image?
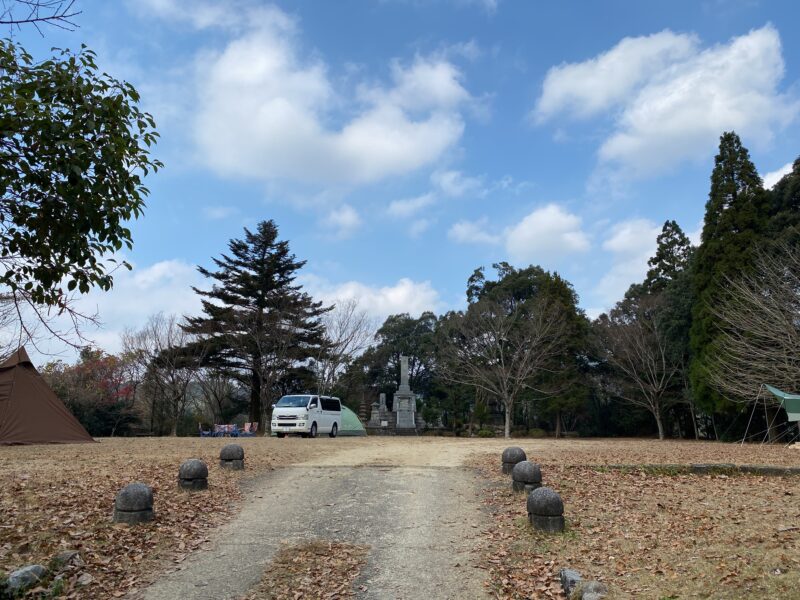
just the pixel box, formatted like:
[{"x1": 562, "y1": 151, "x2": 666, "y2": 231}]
[{"x1": 16, "y1": 0, "x2": 800, "y2": 354}]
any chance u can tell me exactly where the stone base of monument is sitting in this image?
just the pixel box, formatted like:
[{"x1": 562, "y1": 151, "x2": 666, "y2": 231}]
[
  {"x1": 529, "y1": 514, "x2": 565, "y2": 533},
  {"x1": 502, "y1": 462, "x2": 516, "y2": 474},
  {"x1": 524, "y1": 483, "x2": 542, "y2": 494},
  {"x1": 394, "y1": 427, "x2": 418, "y2": 436}
]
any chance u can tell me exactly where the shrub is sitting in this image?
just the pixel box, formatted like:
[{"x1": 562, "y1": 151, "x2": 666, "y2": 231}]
[{"x1": 477, "y1": 428, "x2": 495, "y2": 438}]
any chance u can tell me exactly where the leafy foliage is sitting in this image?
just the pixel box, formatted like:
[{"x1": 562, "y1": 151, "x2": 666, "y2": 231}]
[{"x1": 0, "y1": 41, "x2": 160, "y2": 307}]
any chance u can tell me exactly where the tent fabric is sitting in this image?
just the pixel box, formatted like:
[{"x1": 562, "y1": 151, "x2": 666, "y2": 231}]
[
  {"x1": 0, "y1": 347, "x2": 94, "y2": 445},
  {"x1": 765, "y1": 385, "x2": 800, "y2": 422},
  {"x1": 338, "y1": 405, "x2": 367, "y2": 436}
]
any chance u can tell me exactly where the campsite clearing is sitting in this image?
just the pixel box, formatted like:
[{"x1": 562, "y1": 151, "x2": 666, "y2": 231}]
[{"x1": 1, "y1": 437, "x2": 799, "y2": 598}]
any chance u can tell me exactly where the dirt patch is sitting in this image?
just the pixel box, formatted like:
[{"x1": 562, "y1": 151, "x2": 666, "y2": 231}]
[
  {"x1": 297, "y1": 437, "x2": 800, "y2": 468},
  {"x1": 2, "y1": 437, "x2": 798, "y2": 598},
  {"x1": 0, "y1": 438, "x2": 330, "y2": 598},
  {"x1": 241, "y1": 540, "x2": 369, "y2": 600},
  {"x1": 471, "y1": 454, "x2": 800, "y2": 599}
]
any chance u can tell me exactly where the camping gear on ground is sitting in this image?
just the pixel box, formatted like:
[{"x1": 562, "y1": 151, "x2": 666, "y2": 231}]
[
  {"x1": 338, "y1": 405, "x2": 367, "y2": 436},
  {"x1": 742, "y1": 384, "x2": 800, "y2": 445},
  {"x1": 0, "y1": 347, "x2": 94, "y2": 445}
]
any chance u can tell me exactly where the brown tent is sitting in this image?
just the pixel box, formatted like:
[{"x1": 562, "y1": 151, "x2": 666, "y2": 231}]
[{"x1": 0, "y1": 347, "x2": 94, "y2": 445}]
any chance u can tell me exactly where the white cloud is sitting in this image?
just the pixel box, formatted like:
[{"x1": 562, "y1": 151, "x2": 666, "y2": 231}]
[
  {"x1": 192, "y1": 8, "x2": 472, "y2": 186},
  {"x1": 595, "y1": 219, "x2": 661, "y2": 305},
  {"x1": 300, "y1": 274, "x2": 442, "y2": 320},
  {"x1": 431, "y1": 169, "x2": 485, "y2": 197},
  {"x1": 762, "y1": 161, "x2": 794, "y2": 189},
  {"x1": 325, "y1": 204, "x2": 362, "y2": 239},
  {"x1": 61, "y1": 259, "x2": 205, "y2": 355},
  {"x1": 536, "y1": 25, "x2": 799, "y2": 178},
  {"x1": 447, "y1": 218, "x2": 500, "y2": 244},
  {"x1": 535, "y1": 30, "x2": 698, "y2": 122},
  {"x1": 387, "y1": 193, "x2": 437, "y2": 218},
  {"x1": 410, "y1": 218, "x2": 433, "y2": 237},
  {"x1": 134, "y1": 0, "x2": 291, "y2": 31},
  {"x1": 505, "y1": 204, "x2": 590, "y2": 265},
  {"x1": 202, "y1": 205, "x2": 238, "y2": 220}
]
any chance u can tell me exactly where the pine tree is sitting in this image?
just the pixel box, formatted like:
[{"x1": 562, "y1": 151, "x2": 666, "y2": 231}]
[
  {"x1": 689, "y1": 132, "x2": 767, "y2": 413},
  {"x1": 644, "y1": 220, "x2": 693, "y2": 293},
  {"x1": 183, "y1": 221, "x2": 328, "y2": 429}
]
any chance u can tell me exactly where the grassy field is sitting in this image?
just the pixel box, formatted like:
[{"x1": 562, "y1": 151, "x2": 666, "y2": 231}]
[
  {"x1": 1, "y1": 437, "x2": 799, "y2": 598},
  {"x1": 471, "y1": 447, "x2": 800, "y2": 599}
]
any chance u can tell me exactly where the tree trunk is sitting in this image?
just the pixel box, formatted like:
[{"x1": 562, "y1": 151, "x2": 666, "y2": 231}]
[
  {"x1": 654, "y1": 411, "x2": 665, "y2": 440},
  {"x1": 555, "y1": 411, "x2": 562, "y2": 439},
  {"x1": 689, "y1": 401, "x2": 699, "y2": 440},
  {"x1": 504, "y1": 403, "x2": 511, "y2": 439},
  {"x1": 250, "y1": 369, "x2": 262, "y2": 431}
]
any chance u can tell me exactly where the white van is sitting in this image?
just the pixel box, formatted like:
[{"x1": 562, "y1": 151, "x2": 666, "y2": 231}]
[{"x1": 271, "y1": 394, "x2": 342, "y2": 438}]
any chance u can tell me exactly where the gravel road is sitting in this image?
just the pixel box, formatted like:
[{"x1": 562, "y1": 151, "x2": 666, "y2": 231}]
[{"x1": 141, "y1": 447, "x2": 489, "y2": 600}]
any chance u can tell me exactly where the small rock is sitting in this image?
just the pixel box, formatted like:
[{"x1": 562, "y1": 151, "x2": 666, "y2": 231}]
[
  {"x1": 573, "y1": 580, "x2": 608, "y2": 600},
  {"x1": 559, "y1": 568, "x2": 582, "y2": 596},
  {"x1": 7, "y1": 564, "x2": 47, "y2": 593},
  {"x1": 50, "y1": 550, "x2": 83, "y2": 570},
  {"x1": 76, "y1": 572, "x2": 94, "y2": 586}
]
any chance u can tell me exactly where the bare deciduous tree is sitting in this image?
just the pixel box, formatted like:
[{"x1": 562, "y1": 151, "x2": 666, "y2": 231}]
[
  {"x1": 596, "y1": 294, "x2": 681, "y2": 440},
  {"x1": 437, "y1": 297, "x2": 568, "y2": 438},
  {"x1": 706, "y1": 244, "x2": 800, "y2": 438},
  {"x1": 195, "y1": 368, "x2": 240, "y2": 424},
  {"x1": 0, "y1": 289, "x2": 98, "y2": 357},
  {"x1": 122, "y1": 313, "x2": 201, "y2": 436},
  {"x1": 1, "y1": 0, "x2": 80, "y2": 33},
  {"x1": 314, "y1": 298, "x2": 375, "y2": 395}
]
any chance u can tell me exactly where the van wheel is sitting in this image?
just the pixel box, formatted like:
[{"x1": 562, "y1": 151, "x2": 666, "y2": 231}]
[
  {"x1": 277, "y1": 433, "x2": 285, "y2": 438},
  {"x1": 309, "y1": 423, "x2": 317, "y2": 438},
  {"x1": 329, "y1": 424, "x2": 338, "y2": 438}
]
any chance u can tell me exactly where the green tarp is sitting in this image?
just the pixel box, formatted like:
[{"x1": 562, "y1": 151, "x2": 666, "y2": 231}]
[
  {"x1": 339, "y1": 405, "x2": 367, "y2": 436},
  {"x1": 765, "y1": 385, "x2": 800, "y2": 422}
]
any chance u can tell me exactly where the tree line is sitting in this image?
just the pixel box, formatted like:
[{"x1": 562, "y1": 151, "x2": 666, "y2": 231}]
[{"x1": 41, "y1": 132, "x2": 800, "y2": 440}]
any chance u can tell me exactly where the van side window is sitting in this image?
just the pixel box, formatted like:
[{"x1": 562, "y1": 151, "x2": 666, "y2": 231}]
[
  {"x1": 321, "y1": 397, "x2": 340, "y2": 411},
  {"x1": 308, "y1": 397, "x2": 318, "y2": 409}
]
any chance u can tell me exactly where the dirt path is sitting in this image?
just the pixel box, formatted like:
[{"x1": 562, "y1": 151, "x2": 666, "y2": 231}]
[{"x1": 141, "y1": 450, "x2": 488, "y2": 599}]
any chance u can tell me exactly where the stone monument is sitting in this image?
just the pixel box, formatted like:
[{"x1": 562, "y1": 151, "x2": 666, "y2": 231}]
[{"x1": 394, "y1": 355, "x2": 416, "y2": 430}]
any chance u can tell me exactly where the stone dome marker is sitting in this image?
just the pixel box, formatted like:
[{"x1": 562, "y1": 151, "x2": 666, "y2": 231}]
[
  {"x1": 178, "y1": 458, "x2": 209, "y2": 490},
  {"x1": 501, "y1": 446, "x2": 526, "y2": 474},
  {"x1": 113, "y1": 482, "x2": 154, "y2": 524},
  {"x1": 511, "y1": 460, "x2": 542, "y2": 493},
  {"x1": 220, "y1": 443, "x2": 245, "y2": 470},
  {"x1": 527, "y1": 486, "x2": 564, "y2": 533}
]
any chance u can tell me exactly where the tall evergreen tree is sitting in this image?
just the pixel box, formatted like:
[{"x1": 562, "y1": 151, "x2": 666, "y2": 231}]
[
  {"x1": 183, "y1": 221, "x2": 328, "y2": 429},
  {"x1": 644, "y1": 220, "x2": 693, "y2": 293},
  {"x1": 690, "y1": 132, "x2": 767, "y2": 412}
]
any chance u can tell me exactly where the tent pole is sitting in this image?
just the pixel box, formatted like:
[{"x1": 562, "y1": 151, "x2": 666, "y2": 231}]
[
  {"x1": 762, "y1": 397, "x2": 784, "y2": 445},
  {"x1": 742, "y1": 385, "x2": 763, "y2": 445}
]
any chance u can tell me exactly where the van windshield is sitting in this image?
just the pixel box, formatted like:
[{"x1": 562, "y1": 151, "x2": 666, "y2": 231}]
[{"x1": 275, "y1": 395, "x2": 313, "y2": 408}]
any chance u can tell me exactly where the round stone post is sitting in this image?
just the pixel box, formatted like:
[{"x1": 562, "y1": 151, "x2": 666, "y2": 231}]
[
  {"x1": 511, "y1": 460, "x2": 542, "y2": 493},
  {"x1": 178, "y1": 459, "x2": 209, "y2": 490},
  {"x1": 527, "y1": 487, "x2": 564, "y2": 533},
  {"x1": 220, "y1": 444, "x2": 245, "y2": 470},
  {"x1": 501, "y1": 447, "x2": 526, "y2": 474},
  {"x1": 113, "y1": 482, "x2": 154, "y2": 524}
]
